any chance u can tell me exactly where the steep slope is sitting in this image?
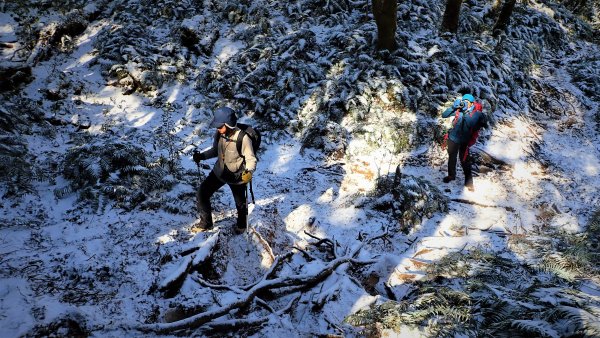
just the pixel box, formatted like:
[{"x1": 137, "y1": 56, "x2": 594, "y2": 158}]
[{"x1": 1, "y1": 0, "x2": 599, "y2": 336}]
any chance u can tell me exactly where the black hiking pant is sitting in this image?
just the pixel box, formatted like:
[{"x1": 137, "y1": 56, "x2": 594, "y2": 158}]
[
  {"x1": 197, "y1": 171, "x2": 247, "y2": 229},
  {"x1": 447, "y1": 138, "x2": 473, "y2": 187}
]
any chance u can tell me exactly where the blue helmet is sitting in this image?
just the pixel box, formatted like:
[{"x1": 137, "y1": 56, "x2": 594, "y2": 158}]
[
  {"x1": 209, "y1": 107, "x2": 237, "y2": 128},
  {"x1": 462, "y1": 94, "x2": 475, "y2": 103}
]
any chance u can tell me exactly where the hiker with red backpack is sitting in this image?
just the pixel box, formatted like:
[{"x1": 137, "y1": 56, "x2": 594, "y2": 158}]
[
  {"x1": 441, "y1": 94, "x2": 487, "y2": 191},
  {"x1": 193, "y1": 107, "x2": 258, "y2": 234}
]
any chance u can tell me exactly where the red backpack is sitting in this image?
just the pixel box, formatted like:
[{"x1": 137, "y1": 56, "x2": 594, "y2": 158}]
[{"x1": 467, "y1": 102, "x2": 483, "y2": 147}]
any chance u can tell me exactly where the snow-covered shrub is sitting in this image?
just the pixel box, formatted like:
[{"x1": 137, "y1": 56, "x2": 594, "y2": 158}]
[
  {"x1": 25, "y1": 12, "x2": 88, "y2": 64},
  {"x1": 58, "y1": 137, "x2": 189, "y2": 211},
  {"x1": 61, "y1": 139, "x2": 147, "y2": 187},
  {"x1": 544, "y1": 0, "x2": 597, "y2": 41},
  {"x1": 590, "y1": 208, "x2": 600, "y2": 234},
  {"x1": 370, "y1": 169, "x2": 448, "y2": 233},
  {"x1": 0, "y1": 134, "x2": 33, "y2": 197},
  {"x1": 0, "y1": 65, "x2": 32, "y2": 92},
  {"x1": 559, "y1": 0, "x2": 600, "y2": 29},
  {"x1": 537, "y1": 211, "x2": 600, "y2": 281},
  {"x1": 93, "y1": 1, "x2": 196, "y2": 95},
  {"x1": 569, "y1": 55, "x2": 600, "y2": 103},
  {"x1": 300, "y1": 121, "x2": 348, "y2": 160},
  {"x1": 0, "y1": 98, "x2": 45, "y2": 197},
  {"x1": 85, "y1": 0, "x2": 588, "y2": 160}
]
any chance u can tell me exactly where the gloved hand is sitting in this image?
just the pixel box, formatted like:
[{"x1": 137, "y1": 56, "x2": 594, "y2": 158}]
[
  {"x1": 241, "y1": 170, "x2": 253, "y2": 183},
  {"x1": 193, "y1": 150, "x2": 204, "y2": 164},
  {"x1": 452, "y1": 98, "x2": 463, "y2": 109}
]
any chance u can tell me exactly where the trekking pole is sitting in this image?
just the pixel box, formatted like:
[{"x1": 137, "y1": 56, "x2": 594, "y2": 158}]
[
  {"x1": 196, "y1": 162, "x2": 202, "y2": 190},
  {"x1": 245, "y1": 183, "x2": 249, "y2": 230},
  {"x1": 249, "y1": 179, "x2": 255, "y2": 204}
]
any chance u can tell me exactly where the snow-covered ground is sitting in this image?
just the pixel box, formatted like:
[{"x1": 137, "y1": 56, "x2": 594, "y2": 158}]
[{"x1": 1, "y1": 1, "x2": 599, "y2": 337}]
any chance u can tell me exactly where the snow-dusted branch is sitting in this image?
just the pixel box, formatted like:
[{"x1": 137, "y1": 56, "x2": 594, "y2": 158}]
[
  {"x1": 199, "y1": 295, "x2": 300, "y2": 335},
  {"x1": 304, "y1": 230, "x2": 338, "y2": 257}
]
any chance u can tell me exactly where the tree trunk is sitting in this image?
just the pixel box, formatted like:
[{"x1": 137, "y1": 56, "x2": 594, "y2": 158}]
[
  {"x1": 440, "y1": 0, "x2": 464, "y2": 34},
  {"x1": 492, "y1": 0, "x2": 517, "y2": 37},
  {"x1": 372, "y1": 0, "x2": 397, "y2": 51}
]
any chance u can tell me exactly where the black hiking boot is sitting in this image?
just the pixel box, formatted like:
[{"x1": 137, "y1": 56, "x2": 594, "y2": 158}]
[
  {"x1": 233, "y1": 218, "x2": 246, "y2": 235},
  {"x1": 193, "y1": 211, "x2": 213, "y2": 231},
  {"x1": 443, "y1": 176, "x2": 455, "y2": 183}
]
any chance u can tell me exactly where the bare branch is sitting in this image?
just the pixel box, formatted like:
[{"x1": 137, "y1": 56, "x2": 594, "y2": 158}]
[
  {"x1": 255, "y1": 297, "x2": 275, "y2": 313},
  {"x1": 190, "y1": 273, "x2": 244, "y2": 293},
  {"x1": 451, "y1": 198, "x2": 516, "y2": 212},
  {"x1": 293, "y1": 246, "x2": 316, "y2": 261}
]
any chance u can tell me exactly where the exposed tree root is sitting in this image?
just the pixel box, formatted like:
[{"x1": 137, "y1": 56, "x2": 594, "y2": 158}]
[
  {"x1": 249, "y1": 227, "x2": 276, "y2": 265},
  {"x1": 138, "y1": 231, "x2": 387, "y2": 334}
]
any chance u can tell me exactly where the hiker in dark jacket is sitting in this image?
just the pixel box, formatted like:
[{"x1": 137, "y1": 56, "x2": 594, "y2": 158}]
[
  {"x1": 193, "y1": 107, "x2": 257, "y2": 234},
  {"x1": 441, "y1": 94, "x2": 487, "y2": 191}
]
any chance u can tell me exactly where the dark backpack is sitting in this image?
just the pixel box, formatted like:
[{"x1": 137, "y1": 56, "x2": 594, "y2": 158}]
[
  {"x1": 236, "y1": 123, "x2": 260, "y2": 204},
  {"x1": 236, "y1": 123, "x2": 261, "y2": 159}
]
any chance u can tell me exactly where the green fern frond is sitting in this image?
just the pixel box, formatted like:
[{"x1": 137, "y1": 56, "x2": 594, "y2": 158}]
[
  {"x1": 479, "y1": 299, "x2": 517, "y2": 327},
  {"x1": 511, "y1": 319, "x2": 559, "y2": 338},
  {"x1": 427, "y1": 305, "x2": 471, "y2": 323},
  {"x1": 54, "y1": 185, "x2": 73, "y2": 199},
  {"x1": 98, "y1": 157, "x2": 112, "y2": 178},
  {"x1": 121, "y1": 165, "x2": 148, "y2": 175},
  {"x1": 0, "y1": 134, "x2": 34, "y2": 196},
  {"x1": 412, "y1": 292, "x2": 439, "y2": 308},
  {"x1": 554, "y1": 305, "x2": 600, "y2": 336},
  {"x1": 83, "y1": 158, "x2": 102, "y2": 182},
  {"x1": 400, "y1": 308, "x2": 430, "y2": 324},
  {"x1": 537, "y1": 255, "x2": 580, "y2": 281}
]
